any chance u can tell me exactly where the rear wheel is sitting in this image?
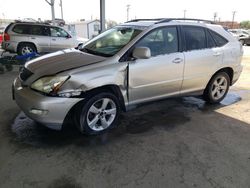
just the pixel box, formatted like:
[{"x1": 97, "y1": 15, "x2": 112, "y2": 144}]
[
  {"x1": 17, "y1": 43, "x2": 36, "y2": 55},
  {"x1": 203, "y1": 72, "x2": 230, "y2": 104},
  {"x1": 76, "y1": 92, "x2": 120, "y2": 135}
]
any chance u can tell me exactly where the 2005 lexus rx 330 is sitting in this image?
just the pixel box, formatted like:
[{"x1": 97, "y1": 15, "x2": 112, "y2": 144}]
[{"x1": 13, "y1": 18, "x2": 243, "y2": 135}]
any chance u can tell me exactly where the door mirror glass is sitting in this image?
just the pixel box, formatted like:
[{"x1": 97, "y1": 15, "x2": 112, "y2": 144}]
[{"x1": 133, "y1": 47, "x2": 151, "y2": 59}]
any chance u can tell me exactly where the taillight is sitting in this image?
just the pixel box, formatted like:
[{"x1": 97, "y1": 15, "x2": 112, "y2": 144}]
[{"x1": 4, "y1": 33, "x2": 10, "y2": 41}]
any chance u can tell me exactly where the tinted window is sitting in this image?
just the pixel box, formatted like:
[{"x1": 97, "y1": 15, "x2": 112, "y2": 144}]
[
  {"x1": 206, "y1": 30, "x2": 217, "y2": 48},
  {"x1": 12, "y1": 24, "x2": 30, "y2": 34},
  {"x1": 135, "y1": 27, "x2": 178, "y2": 56},
  {"x1": 184, "y1": 26, "x2": 206, "y2": 51},
  {"x1": 50, "y1": 27, "x2": 69, "y2": 37},
  {"x1": 30, "y1": 25, "x2": 49, "y2": 36},
  {"x1": 209, "y1": 30, "x2": 228, "y2": 47}
]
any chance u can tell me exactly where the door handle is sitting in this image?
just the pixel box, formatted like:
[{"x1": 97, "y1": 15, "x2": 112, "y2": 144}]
[
  {"x1": 52, "y1": 38, "x2": 56, "y2": 41},
  {"x1": 172, "y1": 58, "x2": 183, "y2": 64},
  {"x1": 213, "y1": 52, "x2": 222, "y2": 56},
  {"x1": 31, "y1": 37, "x2": 36, "y2": 39}
]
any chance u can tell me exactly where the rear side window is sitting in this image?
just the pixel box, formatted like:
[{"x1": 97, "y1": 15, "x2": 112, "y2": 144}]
[
  {"x1": 206, "y1": 30, "x2": 217, "y2": 48},
  {"x1": 209, "y1": 30, "x2": 228, "y2": 47},
  {"x1": 12, "y1": 24, "x2": 30, "y2": 34},
  {"x1": 183, "y1": 26, "x2": 206, "y2": 51},
  {"x1": 30, "y1": 25, "x2": 49, "y2": 36}
]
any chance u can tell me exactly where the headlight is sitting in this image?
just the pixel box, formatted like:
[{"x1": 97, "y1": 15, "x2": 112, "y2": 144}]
[{"x1": 31, "y1": 76, "x2": 69, "y2": 94}]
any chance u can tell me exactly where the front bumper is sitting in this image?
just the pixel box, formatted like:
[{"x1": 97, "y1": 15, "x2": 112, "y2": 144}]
[{"x1": 13, "y1": 77, "x2": 83, "y2": 130}]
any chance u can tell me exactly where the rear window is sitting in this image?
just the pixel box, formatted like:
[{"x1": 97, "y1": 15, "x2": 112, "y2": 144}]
[
  {"x1": 4, "y1": 23, "x2": 14, "y2": 33},
  {"x1": 12, "y1": 24, "x2": 30, "y2": 34},
  {"x1": 208, "y1": 30, "x2": 228, "y2": 47}
]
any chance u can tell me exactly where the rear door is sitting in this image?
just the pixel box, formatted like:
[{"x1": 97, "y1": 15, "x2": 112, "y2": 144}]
[
  {"x1": 29, "y1": 25, "x2": 51, "y2": 53},
  {"x1": 181, "y1": 26, "x2": 224, "y2": 93}
]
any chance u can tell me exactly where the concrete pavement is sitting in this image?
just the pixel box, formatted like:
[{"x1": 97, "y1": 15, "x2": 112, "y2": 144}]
[{"x1": 0, "y1": 47, "x2": 250, "y2": 188}]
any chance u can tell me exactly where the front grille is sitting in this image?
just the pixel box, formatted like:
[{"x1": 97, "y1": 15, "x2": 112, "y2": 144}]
[{"x1": 19, "y1": 67, "x2": 33, "y2": 81}]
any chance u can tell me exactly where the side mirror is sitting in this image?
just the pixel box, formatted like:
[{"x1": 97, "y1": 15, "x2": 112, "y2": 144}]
[
  {"x1": 132, "y1": 47, "x2": 151, "y2": 59},
  {"x1": 75, "y1": 43, "x2": 84, "y2": 50},
  {"x1": 66, "y1": 35, "x2": 72, "y2": 39}
]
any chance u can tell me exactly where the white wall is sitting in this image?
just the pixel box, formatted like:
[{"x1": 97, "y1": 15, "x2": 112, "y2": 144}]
[{"x1": 67, "y1": 20, "x2": 100, "y2": 39}]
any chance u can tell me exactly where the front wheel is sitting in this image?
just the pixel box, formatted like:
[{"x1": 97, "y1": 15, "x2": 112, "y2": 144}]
[
  {"x1": 76, "y1": 92, "x2": 120, "y2": 135},
  {"x1": 203, "y1": 72, "x2": 230, "y2": 104}
]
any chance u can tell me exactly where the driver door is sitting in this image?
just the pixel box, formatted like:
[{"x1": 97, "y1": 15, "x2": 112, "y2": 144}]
[
  {"x1": 49, "y1": 26, "x2": 73, "y2": 52},
  {"x1": 128, "y1": 26, "x2": 184, "y2": 104}
]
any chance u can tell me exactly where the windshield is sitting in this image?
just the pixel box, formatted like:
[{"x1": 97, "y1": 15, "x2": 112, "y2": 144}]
[{"x1": 81, "y1": 27, "x2": 143, "y2": 57}]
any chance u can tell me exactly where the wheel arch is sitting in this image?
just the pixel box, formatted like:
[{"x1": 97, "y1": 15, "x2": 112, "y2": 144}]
[
  {"x1": 81, "y1": 84, "x2": 126, "y2": 111},
  {"x1": 17, "y1": 42, "x2": 38, "y2": 53},
  {"x1": 62, "y1": 84, "x2": 126, "y2": 129},
  {"x1": 207, "y1": 67, "x2": 234, "y2": 87}
]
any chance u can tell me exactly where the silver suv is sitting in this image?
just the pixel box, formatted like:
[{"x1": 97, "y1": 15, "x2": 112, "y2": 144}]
[
  {"x1": 2, "y1": 22, "x2": 88, "y2": 55},
  {"x1": 13, "y1": 18, "x2": 243, "y2": 135}
]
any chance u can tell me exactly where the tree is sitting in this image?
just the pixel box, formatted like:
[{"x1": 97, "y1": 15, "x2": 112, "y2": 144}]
[{"x1": 240, "y1": 21, "x2": 250, "y2": 29}]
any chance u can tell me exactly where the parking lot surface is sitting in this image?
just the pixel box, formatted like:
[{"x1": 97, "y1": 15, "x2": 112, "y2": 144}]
[{"x1": 0, "y1": 47, "x2": 250, "y2": 187}]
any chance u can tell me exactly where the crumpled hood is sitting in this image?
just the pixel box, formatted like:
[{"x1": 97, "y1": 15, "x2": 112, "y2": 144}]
[{"x1": 25, "y1": 48, "x2": 107, "y2": 75}]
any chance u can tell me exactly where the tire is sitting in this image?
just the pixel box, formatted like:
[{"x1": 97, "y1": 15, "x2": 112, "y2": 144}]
[
  {"x1": 17, "y1": 43, "x2": 36, "y2": 56},
  {"x1": 203, "y1": 72, "x2": 230, "y2": 104},
  {"x1": 75, "y1": 92, "x2": 120, "y2": 135}
]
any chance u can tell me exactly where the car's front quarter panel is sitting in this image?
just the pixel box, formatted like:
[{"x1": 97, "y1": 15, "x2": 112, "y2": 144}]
[
  {"x1": 60, "y1": 58, "x2": 129, "y2": 105},
  {"x1": 13, "y1": 77, "x2": 83, "y2": 130}
]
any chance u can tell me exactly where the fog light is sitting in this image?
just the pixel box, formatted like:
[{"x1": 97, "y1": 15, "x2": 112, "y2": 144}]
[{"x1": 29, "y1": 109, "x2": 48, "y2": 115}]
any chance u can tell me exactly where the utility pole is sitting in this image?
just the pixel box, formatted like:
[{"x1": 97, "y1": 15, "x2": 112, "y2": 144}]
[
  {"x1": 183, "y1": 10, "x2": 186, "y2": 19},
  {"x1": 59, "y1": 0, "x2": 63, "y2": 20},
  {"x1": 213, "y1": 12, "x2": 217, "y2": 22},
  {"x1": 127, "y1": 4, "x2": 130, "y2": 21},
  {"x1": 45, "y1": 0, "x2": 55, "y2": 25},
  {"x1": 232, "y1": 11, "x2": 236, "y2": 29},
  {"x1": 100, "y1": 0, "x2": 106, "y2": 32}
]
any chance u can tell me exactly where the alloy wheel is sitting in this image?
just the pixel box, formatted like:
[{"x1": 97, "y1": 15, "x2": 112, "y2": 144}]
[
  {"x1": 86, "y1": 98, "x2": 117, "y2": 131},
  {"x1": 211, "y1": 76, "x2": 228, "y2": 100},
  {"x1": 21, "y1": 46, "x2": 34, "y2": 55}
]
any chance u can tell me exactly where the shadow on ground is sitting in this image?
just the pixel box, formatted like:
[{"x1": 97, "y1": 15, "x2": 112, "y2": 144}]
[{"x1": 9, "y1": 91, "x2": 242, "y2": 148}]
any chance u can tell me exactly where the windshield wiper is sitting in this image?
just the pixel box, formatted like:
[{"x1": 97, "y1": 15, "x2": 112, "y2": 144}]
[{"x1": 81, "y1": 48, "x2": 112, "y2": 57}]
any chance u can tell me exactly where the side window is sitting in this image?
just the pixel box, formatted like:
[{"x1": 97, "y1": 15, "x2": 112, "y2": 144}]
[
  {"x1": 50, "y1": 27, "x2": 69, "y2": 37},
  {"x1": 135, "y1": 27, "x2": 178, "y2": 56},
  {"x1": 209, "y1": 30, "x2": 228, "y2": 47},
  {"x1": 43, "y1": 26, "x2": 50, "y2": 36},
  {"x1": 30, "y1": 25, "x2": 49, "y2": 36},
  {"x1": 12, "y1": 24, "x2": 30, "y2": 34},
  {"x1": 206, "y1": 30, "x2": 217, "y2": 48},
  {"x1": 184, "y1": 26, "x2": 206, "y2": 51}
]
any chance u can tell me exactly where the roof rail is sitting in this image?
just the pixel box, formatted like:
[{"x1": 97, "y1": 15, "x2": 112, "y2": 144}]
[
  {"x1": 14, "y1": 20, "x2": 51, "y2": 25},
  {"x1": 126, "y1": 18, "x2": 164, "y2": 23},
  {"x1": 156, "y1": 18, "x2": 215, "y2": 24}
]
